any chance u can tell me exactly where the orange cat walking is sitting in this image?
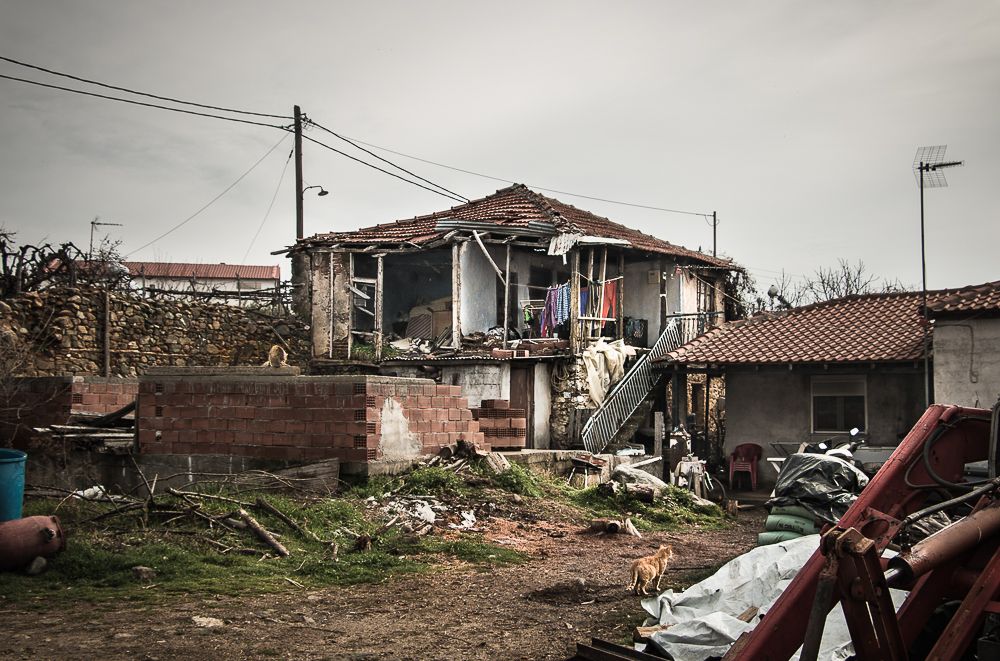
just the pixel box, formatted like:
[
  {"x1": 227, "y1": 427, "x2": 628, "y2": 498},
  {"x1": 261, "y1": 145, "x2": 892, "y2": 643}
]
[{"x1": 627, "y1": 544, "x2": 674, "y2": 595}]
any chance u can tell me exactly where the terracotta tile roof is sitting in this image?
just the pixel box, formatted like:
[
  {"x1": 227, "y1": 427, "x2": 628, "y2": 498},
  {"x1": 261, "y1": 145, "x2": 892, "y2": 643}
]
[
  {"x1": 660, "y1": 292, "x2": 928, "y2": 366},
  {"x1": 301, "y1": 184, "x2": 732, "y2": 267},
  {"x1": 124, "y1": 262, "x2": 280, "y2": 281},
  {"x1": 926, "y1": 280, "x2": 1000, "y2": 315}
]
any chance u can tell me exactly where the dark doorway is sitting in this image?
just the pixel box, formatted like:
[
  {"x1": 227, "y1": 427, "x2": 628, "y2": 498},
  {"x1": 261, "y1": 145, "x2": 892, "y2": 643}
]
[{"x1": 509, "y1": 364, "x2": 535, "y2": 449}]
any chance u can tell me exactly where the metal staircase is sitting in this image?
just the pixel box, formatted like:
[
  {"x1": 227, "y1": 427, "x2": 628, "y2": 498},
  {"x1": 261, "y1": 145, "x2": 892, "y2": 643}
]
[{"x1": 580, "y1": 314, "x2": 715, "y2": 455}]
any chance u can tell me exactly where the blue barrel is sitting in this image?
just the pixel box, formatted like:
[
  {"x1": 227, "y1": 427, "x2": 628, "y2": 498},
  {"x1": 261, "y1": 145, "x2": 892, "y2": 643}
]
[{"x1": 0, "y1": 449, "x2": 27, "y2": 522}]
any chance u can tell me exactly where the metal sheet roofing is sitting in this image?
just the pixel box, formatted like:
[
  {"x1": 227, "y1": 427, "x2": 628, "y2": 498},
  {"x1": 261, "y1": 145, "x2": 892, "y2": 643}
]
[
  {"x1": 124, "y1": 262, "x2": 280, "y2": 280},
  {"x1": 659, "y1": 292, "x2": 929, "y2": 366},
  {"x1": 299, "y1": 184, "x2": 733, "y2": 268}
]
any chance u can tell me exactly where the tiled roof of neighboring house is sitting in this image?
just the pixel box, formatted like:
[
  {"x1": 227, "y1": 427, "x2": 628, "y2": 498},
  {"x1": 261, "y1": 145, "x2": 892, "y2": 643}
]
[
  {"x1": 124, "y1": 262, "x2": 280, "y2": 280},
  {"x1": 300, "y1": 184, "x2": 733, "y2": 268},
  {"x1": 660, "y1": 292, "x2": 928, "y2": 366},
  {"x1": 926, "y1": 280, "x2": 1000, "y2": 315}
]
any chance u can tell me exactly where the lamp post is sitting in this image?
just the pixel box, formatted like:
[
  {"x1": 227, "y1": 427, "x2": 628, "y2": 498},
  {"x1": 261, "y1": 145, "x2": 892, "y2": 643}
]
[{"x1": 913, "y1": 145, "x2": 964, "y2": 408}]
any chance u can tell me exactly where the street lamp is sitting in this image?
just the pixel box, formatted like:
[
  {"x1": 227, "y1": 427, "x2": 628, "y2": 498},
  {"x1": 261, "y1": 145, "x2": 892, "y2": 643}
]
[
  {"x1": 302, "y1": 185, "x2": 329, "y2": 197},
  {"x1": 89, "y1": 217, "x2": 123, "y2": 259},
  {"x1": 913, "y1": 145, "x2": 964, "y2": 408}
]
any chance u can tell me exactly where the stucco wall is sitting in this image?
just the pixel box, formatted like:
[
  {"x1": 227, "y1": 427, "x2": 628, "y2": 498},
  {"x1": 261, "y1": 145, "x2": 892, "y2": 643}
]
[
  {"x1": 459, "y1": 242, "x2": 499, "y2": 333},
  {"x1": 933, "y1": 319, "x2": 1000, "y2": 408},
  {"x1": 623, "y1": 259, "x2": 661, "y2": 348},
  {"x1": 725, "y1": 367, "x2": 925, "y2": 485}
]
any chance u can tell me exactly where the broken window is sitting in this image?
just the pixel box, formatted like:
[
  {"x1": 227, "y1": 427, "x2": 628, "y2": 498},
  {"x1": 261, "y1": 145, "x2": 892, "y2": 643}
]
[{"x1": 811, "y1": 376, "x2": 866, "y2": 433}]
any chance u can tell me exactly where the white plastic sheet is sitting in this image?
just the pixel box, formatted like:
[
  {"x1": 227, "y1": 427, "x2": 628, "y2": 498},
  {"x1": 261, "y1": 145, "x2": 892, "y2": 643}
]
[{"x1": 639, "y1": 534, "x2": 907, "y2": 661}]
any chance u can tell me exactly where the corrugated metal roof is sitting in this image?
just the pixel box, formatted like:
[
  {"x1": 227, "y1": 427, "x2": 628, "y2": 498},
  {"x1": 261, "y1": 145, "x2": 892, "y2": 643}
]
[
  {"x1": 299, "y1": 184, "x2": 734, "y2": 268},
  {"x1": 124, "y1": 262, "x2": 280, "y2": 280}
]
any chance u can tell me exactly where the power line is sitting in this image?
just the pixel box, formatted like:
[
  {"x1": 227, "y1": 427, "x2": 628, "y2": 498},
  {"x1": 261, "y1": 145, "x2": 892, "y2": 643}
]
[
  {"x1": 0, "y1": 54, "x2": 291, "y2": 119},
  {"x1": 308, "y1": 120, "x2": 469, "y2": 202},
  {"x1": 0, "y1": 73, "x2": 288, "y2": 131},
  {"x1": 301, "y1": 134, "x2": 467, "y2": 204},
  {"x1": 242, "y1": 148, "x2": 294, "y2": 264},
  {"x1": 334, "y1": 133, "x2": 713, "y2": 217},
  {"x1": 126, "y1": 134, "x2": 290, "y2": 258}
]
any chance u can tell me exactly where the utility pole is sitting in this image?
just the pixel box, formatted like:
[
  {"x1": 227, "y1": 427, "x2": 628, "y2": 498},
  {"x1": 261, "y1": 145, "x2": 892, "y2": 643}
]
[
  {"x1": 712, "y1": 211, "x2": 717, "y2": 257},
  {"x1": 291, "y1": 105, "x2": 307, "y2": 320},
  {"x1": 294, "y1": 105, "x2": 304, "y2": 240}
]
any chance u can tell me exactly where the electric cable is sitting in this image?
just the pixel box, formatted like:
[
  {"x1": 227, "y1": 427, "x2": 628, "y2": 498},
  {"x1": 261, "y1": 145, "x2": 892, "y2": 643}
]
[
  {"x1": 333, "y1": 133, "x2": 713, "y2": 217},
  {"x1": 242, "y1": 148, "x2": 294, "y2": 264},
  {"x1": 0, "y1": 73, "x2": 288, "y2": 130},
  {"x1": 308, "y1": 120, "x2": 470, "y2": 202},
  {"x1": 126, "y1": 134, "x2": 290, "y2": 258},
  {"x1": 301, "y1": 134, "x2": 467, "y2": 204},
  {"x1": 0, "y1": 54, "x2": 291, "y2": 119}
]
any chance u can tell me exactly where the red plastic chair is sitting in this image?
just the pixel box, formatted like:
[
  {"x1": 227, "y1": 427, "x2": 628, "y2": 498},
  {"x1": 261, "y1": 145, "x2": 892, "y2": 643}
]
[{"x1": 729, "y1": 443, "x2": 763, "y2": 491}]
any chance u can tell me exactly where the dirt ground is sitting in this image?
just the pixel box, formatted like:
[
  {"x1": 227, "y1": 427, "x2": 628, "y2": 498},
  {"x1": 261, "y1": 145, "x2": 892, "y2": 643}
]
[{"x1": 0, "y1": 508, "x2": 765, "y2": 661}]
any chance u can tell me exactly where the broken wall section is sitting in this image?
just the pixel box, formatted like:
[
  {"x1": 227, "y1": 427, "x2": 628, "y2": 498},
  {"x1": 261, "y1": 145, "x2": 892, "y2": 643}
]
[
  {"x1": 136, "y1": 370, "x2": 487, "y2": 465},
  {"x1": 1, "y1": 376, "x2": 138, "y2": 446}
]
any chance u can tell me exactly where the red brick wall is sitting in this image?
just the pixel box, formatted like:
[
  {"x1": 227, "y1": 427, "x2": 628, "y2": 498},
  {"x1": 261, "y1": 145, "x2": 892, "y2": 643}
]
[
  {"x1": 136, "y1": 373, "x2": 488, "y2": 463},
  {"x1": 1, "y1": 377, "x2": 138, "y2": 447},
  {"x1": 71, "y1": 378, "x2": 139, "y2": 414}
]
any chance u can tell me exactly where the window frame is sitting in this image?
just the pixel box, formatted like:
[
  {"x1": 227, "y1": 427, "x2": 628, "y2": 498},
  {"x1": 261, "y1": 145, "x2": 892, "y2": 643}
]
[{"x1": 810, "y1": 375, "x2": 868, "y2": 434}]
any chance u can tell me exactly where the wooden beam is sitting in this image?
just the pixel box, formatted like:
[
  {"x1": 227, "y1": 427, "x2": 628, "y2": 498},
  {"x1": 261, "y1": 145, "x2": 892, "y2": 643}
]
[
  {"x1": 596, "y1": 247, "x2": 608, "y2": 338},
  {"x1": 586, "y1": 247, "x2": 595, "y2": 339},
  {"x1": 570, "y1": 250, "x2": 581, "y2": 353},
  {"x1": 502, "y1": 243, "x2": 511, "y2": 350},
  {"x1": 618, "y1": 250, "x2": 625, "y2": 340},
  {"x1": 374, "y1": 255, "x2": 384, "y2": 362},
  {"x1": 452, "y1": 242, "x2": 462, "y2": 349}
]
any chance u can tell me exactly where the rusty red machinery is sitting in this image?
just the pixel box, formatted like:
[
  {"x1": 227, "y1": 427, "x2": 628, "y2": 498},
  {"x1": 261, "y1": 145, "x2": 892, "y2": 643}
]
[{"x1": 724, "y1": 403, "x2": 1000, "y2": 660}]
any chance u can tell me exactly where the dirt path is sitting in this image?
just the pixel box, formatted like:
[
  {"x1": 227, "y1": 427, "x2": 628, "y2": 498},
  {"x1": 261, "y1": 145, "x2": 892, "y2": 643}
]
[{"x1": 0, "y1": 511, "x2": 765, "y2": 660}]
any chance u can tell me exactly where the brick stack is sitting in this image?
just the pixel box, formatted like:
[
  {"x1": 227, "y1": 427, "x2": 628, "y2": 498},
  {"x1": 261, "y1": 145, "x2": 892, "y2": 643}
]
[
  {"x1": 71, "y1": 378, "x2": 139, "y2": 415},
  {"x1": 136, "y1": 370, "x2": 488, "y2": 463},
  {"x1": 472, "y1": 399, "x2": 527, "y2": 450}
]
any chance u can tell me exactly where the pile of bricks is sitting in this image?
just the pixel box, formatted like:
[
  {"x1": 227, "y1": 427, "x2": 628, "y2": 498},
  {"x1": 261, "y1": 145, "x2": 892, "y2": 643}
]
[
  {"x1": 472, "y1": 399, "x2": 526, "y2": 450},
  {"x1": 136, "y1": 370, "x2": 488, "y2": 463}
]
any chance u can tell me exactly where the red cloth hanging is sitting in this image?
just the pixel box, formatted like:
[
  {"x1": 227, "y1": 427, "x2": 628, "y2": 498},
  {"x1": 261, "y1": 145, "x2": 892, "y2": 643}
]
[{"x1": 600, "y1": 280, "x2": 618, "y2": 320}]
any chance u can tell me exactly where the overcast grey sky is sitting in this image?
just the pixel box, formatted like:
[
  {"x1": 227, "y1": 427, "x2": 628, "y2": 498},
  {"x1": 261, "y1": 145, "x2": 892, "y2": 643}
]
[{"x1": 1, "y1": 1, "x2": 997, "y2": 292}]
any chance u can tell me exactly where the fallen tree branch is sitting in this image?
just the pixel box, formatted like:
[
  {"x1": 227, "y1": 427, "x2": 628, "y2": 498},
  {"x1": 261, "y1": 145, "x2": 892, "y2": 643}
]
[{"x1": 238, "y1": 508, "x2": 290, "y2": 557}]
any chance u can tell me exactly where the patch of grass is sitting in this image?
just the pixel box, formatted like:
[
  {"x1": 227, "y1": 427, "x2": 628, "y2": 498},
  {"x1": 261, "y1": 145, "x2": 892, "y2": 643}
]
[
  {"x1": 567, "y1": 484, "x2": 727, "y2": 532},
  {"x1": 411, "y1": 535, "x2": 527, "y2": 566},
  {"x1": 395, "y1": 466, "x2": 467, "y2": 496},
  {"x1": 484, "y1": 463, "x2": 545, "y2": 498}
]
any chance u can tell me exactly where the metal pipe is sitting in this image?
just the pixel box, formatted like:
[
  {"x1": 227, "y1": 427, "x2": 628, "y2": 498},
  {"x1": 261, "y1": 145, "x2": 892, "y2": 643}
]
[{"x1": 887, "y1": 501, "x2": 1000, "y2": 587}]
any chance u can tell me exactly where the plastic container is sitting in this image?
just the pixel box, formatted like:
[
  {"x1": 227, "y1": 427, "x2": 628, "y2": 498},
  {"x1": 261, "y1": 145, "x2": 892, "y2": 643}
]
[{"x1": 0, "y1": 449, "x2": 27, "y2": 522}]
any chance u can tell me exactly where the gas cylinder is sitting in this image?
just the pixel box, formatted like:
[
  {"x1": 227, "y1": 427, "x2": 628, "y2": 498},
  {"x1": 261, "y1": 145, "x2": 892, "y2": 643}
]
[{"x1": 0, "y1": 515, "x2": 65, "y2": 571}]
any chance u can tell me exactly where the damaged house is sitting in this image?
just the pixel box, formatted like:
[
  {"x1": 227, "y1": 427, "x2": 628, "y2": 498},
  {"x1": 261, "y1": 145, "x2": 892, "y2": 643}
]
[{"x1": 291, "y1": 184, "x2": 738, "y2": 451}]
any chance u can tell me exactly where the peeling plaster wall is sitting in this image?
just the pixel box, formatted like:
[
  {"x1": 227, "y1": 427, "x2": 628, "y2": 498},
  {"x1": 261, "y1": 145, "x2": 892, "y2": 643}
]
[
  {"x1": 328, "y1": 252, "x2": 352, "y2": 358},
  {"x1": 378, "y1": 397, "x2": 423, "y2": 460},
  {"x1": 623, "y1": 259, "x2": 662, "y2": 348},
  {"x1": 310, "y1": 250, "x2": 332, "y2": 358},
  {"x1": 459, "y1": 242, "x2": 499, "y2": 333},
  {"x1": 533, "y1": 363, "x2": 552, "y2": 448},
  {"x1": 934, "y1": 319, "x2": 1000, "y2": 408}
]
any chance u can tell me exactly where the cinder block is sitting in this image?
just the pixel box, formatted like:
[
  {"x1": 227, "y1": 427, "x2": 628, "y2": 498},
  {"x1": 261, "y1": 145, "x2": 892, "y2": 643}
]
[
  {"x1": 509, "y1": 418, "x2": 527, "y2": 430},
  {"x1": 480, "y1": 399, "x2": 510, "y2": 410}
]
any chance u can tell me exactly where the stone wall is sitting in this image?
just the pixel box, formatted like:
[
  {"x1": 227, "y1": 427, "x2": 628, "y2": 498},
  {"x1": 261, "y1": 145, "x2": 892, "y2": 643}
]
[
  {"x1": 0, "y1": 286, "x2": 310, "y2": 377},
  {"x1": 136, "y1": 369, "x2": 487, "y2": 465}
]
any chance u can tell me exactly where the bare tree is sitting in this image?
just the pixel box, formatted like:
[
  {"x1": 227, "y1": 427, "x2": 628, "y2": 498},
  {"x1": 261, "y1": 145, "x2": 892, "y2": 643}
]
[
  {"x1": 0, "y1": 228, "x2": 129, "y2": 299},
  {"x1": 765, "y1": 259, "x2": 913, "y2": 309}
]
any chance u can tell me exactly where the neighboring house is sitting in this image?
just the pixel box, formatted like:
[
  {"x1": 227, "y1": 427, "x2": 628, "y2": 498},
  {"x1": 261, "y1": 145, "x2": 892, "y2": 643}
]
[
  {"x1": 123, "y1": 262, "x2": 281, "y2": 302},
  {"x1": 291, "y1": 184, "x2": 738, "y2": 449},
  {"x1": 655, "y1": 292, "x2": 930, "y2": 483},
  {"x1": 926, "y1": 280, "x2": 1000, "y2": 409}
]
